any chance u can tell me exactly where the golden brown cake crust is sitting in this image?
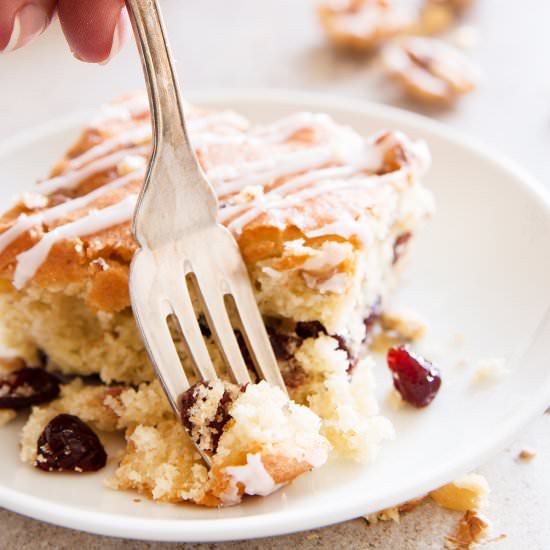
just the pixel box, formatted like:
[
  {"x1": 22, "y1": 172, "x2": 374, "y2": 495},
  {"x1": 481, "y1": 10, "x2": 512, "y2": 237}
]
[{"x1": 0, "y1": 96, "x2": 429, "y2": 314}]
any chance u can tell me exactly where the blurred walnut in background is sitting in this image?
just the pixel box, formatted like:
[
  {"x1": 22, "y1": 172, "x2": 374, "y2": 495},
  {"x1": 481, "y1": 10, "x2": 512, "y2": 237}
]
[
  {"x1": 382, "y1": 36, "x2": 479, "y2": 105},
  {"x1": 317, "y1": 0, "x2": 479, "y2": 107},
  {"x1": 317, "y1": 0, "x2": 413, "y2": 52}
]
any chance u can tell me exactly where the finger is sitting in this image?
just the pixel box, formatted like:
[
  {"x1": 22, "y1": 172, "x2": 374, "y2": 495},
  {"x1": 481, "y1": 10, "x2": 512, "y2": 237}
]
[
  {"x1": 0, "y1": 0, "x2": 57, "y2": 53},
  {"x1": 58, "y1": 0, "x2": 129, "y2": 64}
]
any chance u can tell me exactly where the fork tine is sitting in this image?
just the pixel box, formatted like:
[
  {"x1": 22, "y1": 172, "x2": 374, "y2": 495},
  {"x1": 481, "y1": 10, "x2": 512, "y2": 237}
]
[
  {"x1": 132, "y1": 300, "x2": 190, "y2": 413},
  {"x1": 228, "y1": 269, "x2": 286, "y2": 392},
  {"x1": 191, "y1": 273, "x2": 252, "y2": 385},
  {"x1": 167, "y1": 273, "x2": 218, "y2": 383}
]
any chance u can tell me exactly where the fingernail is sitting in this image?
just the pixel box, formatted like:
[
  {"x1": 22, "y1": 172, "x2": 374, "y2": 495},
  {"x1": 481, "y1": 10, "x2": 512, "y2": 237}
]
[
  {"x1": 2, "y1": 3, "x2": 48, "y2": 53},
  {"x1": 99, "y1": 7, "x2": 129, "y2": 65}
]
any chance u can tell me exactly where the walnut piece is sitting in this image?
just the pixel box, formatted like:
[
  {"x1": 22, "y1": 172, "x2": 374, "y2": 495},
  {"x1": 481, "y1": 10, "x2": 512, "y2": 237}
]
[
  {"x1": 445, "y1": 510, "x2": 491, "y2": 550},
  {"x1": 382, "y1": 36, "x2": 479, "y2": 104},
  {"x1": 318, "y1": 0, "x2": 412, "y2": 52}
]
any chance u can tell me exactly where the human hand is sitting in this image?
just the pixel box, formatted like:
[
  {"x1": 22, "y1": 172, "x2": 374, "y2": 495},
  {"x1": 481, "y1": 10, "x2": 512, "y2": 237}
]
[{"x1": 0, "y1": 0, "x2": 129, "y2": 63}]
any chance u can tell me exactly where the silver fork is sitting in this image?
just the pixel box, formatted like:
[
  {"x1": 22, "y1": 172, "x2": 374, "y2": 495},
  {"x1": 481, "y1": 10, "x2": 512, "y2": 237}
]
[{"x1": 126, "y1": 0, "x2": 285, "y2": 462}]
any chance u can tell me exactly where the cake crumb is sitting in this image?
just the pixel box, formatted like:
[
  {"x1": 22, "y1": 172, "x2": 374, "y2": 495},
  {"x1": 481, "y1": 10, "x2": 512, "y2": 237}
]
[
  {"x1": 444, "y1": 510, "x2": 492, "y2": 550},
  {"x1": 380, "y1": 309, "x2": 427, "y2": 342},
  {"x1": 363, "y1": 497, "x2": 427, "y2": 524},
  {"x1": 430, "y1": 474, "x2": 489, "y2": 512},
  {"x1": 306, "y1": 533, "x2": 319, "y2": 540},
  {"x1": 516, "y1": 448, "x2": 536, "y2": 462},
  {"x1": 0, "y1": 409, "x2": 16, "y2": 426},
  {"x1": 133, "y1": 498, "x2": 142, "y2": 503},
  {"x1": 473, "y1": 358, "x2": 509, "y2": 384}
]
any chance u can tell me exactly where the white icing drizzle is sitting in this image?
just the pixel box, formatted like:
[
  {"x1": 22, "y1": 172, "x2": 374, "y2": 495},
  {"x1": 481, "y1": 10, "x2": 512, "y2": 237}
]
[
  {"x1": 192, "y1": 112, "x2": 334, "y2": 150},
  {"x1": 91, "y1": 95, "x2": 150, "y2": 126},
  {"x1": 64, "y1": 124, "x2": 152, "y2": 171},
  {"x1": 13, "y1": 195, "x2": 137, "y2": 289},
  {"x1": 226, "y1": 175, "x2": 383, "y2": 235},
  {"x1": 224, "y1": 453, "x2": 281, "y2": 498},
  {"x1": 191, "y1": 132, "x2": 253, "y2": 148},
  {"x1": 186, "y1": 111, "x2": 249, "y2": 132},
  {"x1": 267, "y1": 165, "x2": 355, "y2": 198},
  {"x1": 37, "y1": 145, "x2": 149, "y2": 195},
  {"x1": 0, "y1": 169, "x2": 144, "y2": 255},
  {"x1": 250, "y1": 112, "x2": 331, "y2": 143},
  {"x1": 221, "y1": 129, "x2": 424, "y2": 235},
  {"x1": 0, "y1": 100, "x2": 431, "y2": 287},
  {"x1": 304, "y1": 271, "x2": 349, "y2": 294},
  {"x1": 215, "y1": 146, "x2": 334, "y2": 196},
  {"x1": 306, "y1": 218, "x2": 372, "y2": 245}
]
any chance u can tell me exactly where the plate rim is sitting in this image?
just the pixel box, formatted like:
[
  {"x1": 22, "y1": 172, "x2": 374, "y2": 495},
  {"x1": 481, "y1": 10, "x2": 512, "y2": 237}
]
[{"x1": 1, "y1": 88, "x2": 550, "y2": 542}]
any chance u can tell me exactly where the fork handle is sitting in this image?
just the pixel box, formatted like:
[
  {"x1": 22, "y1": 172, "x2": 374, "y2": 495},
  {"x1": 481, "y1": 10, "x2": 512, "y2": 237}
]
[
  {"x1": 126, "y1": 0, "x2": 195, "y2": 165},
  {"x1": 126, "y1": 0, "x2": 218, "y2": 247}
]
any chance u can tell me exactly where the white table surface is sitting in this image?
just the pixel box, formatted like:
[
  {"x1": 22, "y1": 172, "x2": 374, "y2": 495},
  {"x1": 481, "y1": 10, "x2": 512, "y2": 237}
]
[{"x1": 1, "y1": 0, "x2": 549, "y2": 548}]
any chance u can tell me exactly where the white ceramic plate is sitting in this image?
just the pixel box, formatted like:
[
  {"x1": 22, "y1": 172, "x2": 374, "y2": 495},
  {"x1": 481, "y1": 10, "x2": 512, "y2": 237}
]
[{"x1": 1, "y1": 90, "x2": 550, "y2": 542}]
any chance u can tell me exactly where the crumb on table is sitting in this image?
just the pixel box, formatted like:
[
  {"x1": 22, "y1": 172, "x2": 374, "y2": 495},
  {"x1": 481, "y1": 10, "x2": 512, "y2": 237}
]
[
  {"x1": 445, "y1": 510, "x2": 492, "y2": 550},
  {"x1": 363, "y1": 496, "x2": 428, "y2": 524},
  {"x1": 430, "y1": 474, "x2": 489, "y2": 512},
  {"x1": 516, "y1": 448, "x2": 536, "y2": 462}
]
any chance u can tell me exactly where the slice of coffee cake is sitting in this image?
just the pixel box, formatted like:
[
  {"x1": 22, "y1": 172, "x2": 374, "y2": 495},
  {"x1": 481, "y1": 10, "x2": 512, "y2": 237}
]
[{"x1": 0, "y1": 94, "x2": 433, "y2": 504}]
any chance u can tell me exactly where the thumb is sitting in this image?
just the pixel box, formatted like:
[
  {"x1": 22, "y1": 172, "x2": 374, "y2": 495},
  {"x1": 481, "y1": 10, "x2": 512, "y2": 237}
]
[{"x1": 58, "y1": 0, "x2": 129, "y2": 64}]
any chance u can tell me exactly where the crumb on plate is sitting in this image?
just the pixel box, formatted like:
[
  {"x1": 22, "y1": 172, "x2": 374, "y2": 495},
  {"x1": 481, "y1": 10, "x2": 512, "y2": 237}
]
[
  {"x1": 386, "y1": 387, "x2": 405, "y2": 411},
  {"x1": 473, "y1": 358, "x2": 509, "y2": 384},
  {"x1": 380, "y1": 308, "x2": 428, "y2": 341}
]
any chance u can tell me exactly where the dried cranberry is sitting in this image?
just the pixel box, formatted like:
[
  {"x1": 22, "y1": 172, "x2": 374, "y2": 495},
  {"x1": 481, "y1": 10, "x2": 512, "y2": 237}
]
[
  {"x1": 392, "y1": 232, "x2": 412, "y2": 264},
  {"x1": 179, "y1": 382, "x2": 235, "y2": 452},
  {"x1": 0, "y1": 367, "x2": 60, "y2": 409},
  {"x1": 234, "y1": 330, "x2": 256, "y2": 371},
  {"x1": 198, "y1": 314, "x2": 211, "y2": 338},
  {"x1": 387, "y1": 346, "x2": 441, "y2": 407},
  {"x1": 281, "y1": 361, "x2": 309, "y2": 389},
  {"x1": 333, "y1": 335, "x2": 358, "y2": 374},
  {"x1": 295, "y1": 321, "x2": 327, "y2": 339},
  {"x1": 363, "y1": 298, "x2": 382, "y2": 341},
  {"x1": 35, "y1": 414, "x2": 107, "y2": 472},
  {"x1": 268, "y1": 328, "x2": 302, "y2": 361},
  {"x1": 37, "y1": 349, "x2": 48, "y2": 367}
]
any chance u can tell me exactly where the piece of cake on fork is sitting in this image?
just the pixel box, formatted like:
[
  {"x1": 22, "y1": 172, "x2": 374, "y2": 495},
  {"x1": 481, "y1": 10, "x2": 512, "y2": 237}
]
[{"x1": 0, "y1": 94, "x2": 434, "y2": 505}]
